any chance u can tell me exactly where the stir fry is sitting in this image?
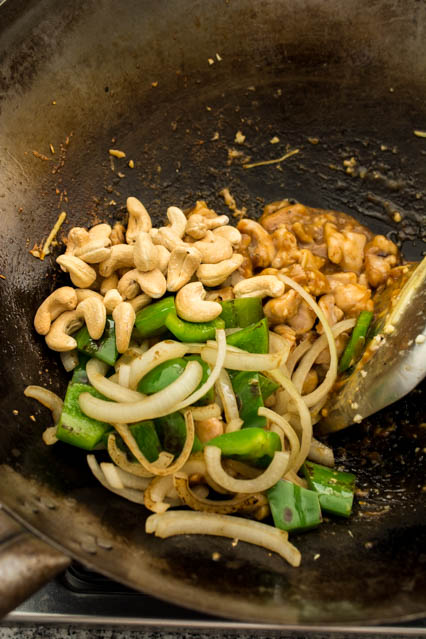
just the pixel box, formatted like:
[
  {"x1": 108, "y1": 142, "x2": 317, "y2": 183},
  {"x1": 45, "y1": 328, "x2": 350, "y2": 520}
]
[{"x1": 25, "y1": 197, "x2": 401, "y2": 566}]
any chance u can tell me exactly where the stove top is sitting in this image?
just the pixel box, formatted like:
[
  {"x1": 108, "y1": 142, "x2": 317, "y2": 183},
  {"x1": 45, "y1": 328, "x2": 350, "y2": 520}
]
[{"x1": 4, "y1": 562, "x2": 426, "y2": 634}]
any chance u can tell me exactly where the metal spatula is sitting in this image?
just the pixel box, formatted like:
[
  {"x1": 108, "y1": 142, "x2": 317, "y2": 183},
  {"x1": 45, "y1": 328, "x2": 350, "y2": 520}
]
[{"x1": 319, "y1": 256, "x2": 426, "y2": 434}]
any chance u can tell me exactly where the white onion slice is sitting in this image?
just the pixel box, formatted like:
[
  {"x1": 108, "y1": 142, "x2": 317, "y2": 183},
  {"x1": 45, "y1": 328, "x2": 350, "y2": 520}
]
[
  {"x1": 286, "y1": 334, "x2": 316, "y2": 377},
  {"x1": 79, "y1": 361, "x2": 203, "y2": 423},
  {"x1": 87, "y1": 455, "x2": 146, "y2": 504},
  {"x1": 258, "y1": 407, "x2": 300, "y2": 471},
  {"x1": 129, "y1": 340, "x2": 188, "y2": 389},
  {"x1": 308, "y1": 438, "x2": 335, "y2": 467},
  {"x1": 42, "y1": 426, "x2": 59, "y2": 446},
  {"x1": 215, "y1": 369, "x2": 239, "y2": 424},
  {"x1": 86, "y1": 358, "x2": 143, "y2": 403},
  {"x1": 24, "y1": 385, "x2": 63, "y2": 424},
  {"x1": 146, "y1": 511, "x2": 301, "y2": 567},
  {"x1": 269, "y1": 331, "x2": 291, "y2": 366},
  {"x1": 204, "y1": 446, "x2": 289, "y2": 493},
  {"x1": 118, "y1": 363, "x2": 131, "y2": 389},
  {"x1": 100, "y1": 462, "x2": 125, "y2": 489},
  {"x1": 225, "y1": 418, "x2": 244, "y2": 433},
  {"x1": 201, "y1": 346, "x2": 281, "y2": 371},
  {"x1": 60, "y1": 349, "x2": 79, "y2": 372},
  {"x1": 189, "y1": 403, "x2": 222, "y2": 420},
  {"x1": 107, "y1": 434, "x2": 154, "y2": 477}
]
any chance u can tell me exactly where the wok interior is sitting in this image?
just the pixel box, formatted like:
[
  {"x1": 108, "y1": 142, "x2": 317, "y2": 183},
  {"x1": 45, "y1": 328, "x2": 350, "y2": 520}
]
[{"x1": 0, "y1": 0, "x2": 425, "y2": 625}]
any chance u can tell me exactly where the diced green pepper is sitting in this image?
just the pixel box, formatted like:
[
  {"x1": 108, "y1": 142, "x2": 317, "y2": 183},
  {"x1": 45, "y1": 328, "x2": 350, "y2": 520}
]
[
  {"x1": 56, "y1": 383, "x2": 111, "y2": 450},
  {"x1": 71, "y1": 353, "x2": 90, "y2": 384},
  {"x1": 338, "y1": 310, "x2": 374, "y2": 373},
  {"x1": 155, "y1": 411, "x2": 202, "y2": 456},
  {"x1": 134, "y1": 297, "x2": 175, "y2": 338},
  {"x1": 75, "y1": 317, "x2": 118, "y2": 366},
  {"x1": 185, "y1": 355, "x2": 214, "y2": 405},
  {"x1": 303, "y1": 461, "x2": 356, "y2": 518},
  {"x1": 226, "y1": 318, "x2": 269, "y2": 354},
  {"x1": 129, "y1": 420, "x2": 162, "y2": 462},
  {"x1": 267, "y1": 480, "x2": 322, "y2": 532},
  {"x1": 231, "y1": 371, "x2": 266, "y2": 429},
  {"x1": 220, "y1": 297, "x2": 264, "y2": 328},
  {"x1": 165, "y1": 310, "x2": 225, "y2": 342},
  {"x1": 258, "y1": 374, "x2": 280, "y2": 401},
  {"x1": 137, "y1": 358, "x2": 187, "y2": 394},
  {"x1": 205, "y1": 428, "x2": 281, "y2": 467}
]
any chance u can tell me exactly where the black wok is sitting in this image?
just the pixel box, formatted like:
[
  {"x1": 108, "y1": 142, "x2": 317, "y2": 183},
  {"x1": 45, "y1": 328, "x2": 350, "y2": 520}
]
[{"x1": 0, "y1": 0, "x2": 425, "y2": 626}]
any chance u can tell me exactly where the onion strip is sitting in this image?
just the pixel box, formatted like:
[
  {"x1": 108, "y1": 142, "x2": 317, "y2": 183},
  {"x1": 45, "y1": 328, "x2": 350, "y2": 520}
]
[
  {"x1": 129, "y1": 340, "x2": 188, "y2": 389},
  {"x1": 24, "y1": 385, "x2": 63, "y2": 424},
  {"x1": 189, "y1": 403, "x2": 222, "y2": 421},
  {"x1": 107, "y1": 434, "x2": 154, "y2": 477},
  {"x1": 308, "y1": 437, "x2": 335, "y2": 467},
  {"x1": 146, "y1": 511, "x2": 301, "y2": 567},
  {"x1": 215, "y1": 369, "x2": 239, "y2": 424},
  {"x1": 60, "y1": 350, "x2": 79, "y2": 372},
  {"x1": 258, "y1": 407, "x2": 300, "y2": 471},
  {"x1": 87, "y1": 455, "x2": 146, "y2": 504},
  {"x1": 201, "y1": 345, "x2": 281, "y2": 371},
  {"x1": 86, "y1": 358, "x2": 143, "y2": 403},
  {"x1": 204, "y1": 446, "x2": 289, "y2": 493}
]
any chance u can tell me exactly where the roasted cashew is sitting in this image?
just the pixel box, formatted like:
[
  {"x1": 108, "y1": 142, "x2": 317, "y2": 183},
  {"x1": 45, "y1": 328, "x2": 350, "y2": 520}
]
[
  {"x1": 233, "y1": 275, "x2": 285, "y2": 299},
  {"x1": 34, "y1": 286, "x2": 78, "y2": 335},
  {"x1": 128, "y1": 293, "x2": 152, "y2": 312},
  {"x1": 126, "y1": 197, "x2": 152, "y2": 244},
  {"x1": 100, "y1": 273, "x2": 119, "y2": 295},
  {"x1": 134, "y1": 231, "x2": 159, "y2": 272},
  {"x1": 118, "y1": 268, "x2": 166, "y2": 299},
  {"x1": 98, "y1": 244, "x2": 135, "y2": 277},
  {"x1": 237, "y1": 218, "x2": 276, "y2": 269},
  {"x1": 152, "y1": 226, "x2": 186, "y2": 252},
  {"x1": 110, "y1": 222, "x2": 126, "y2": 245},
  {"x1": 56, "y1": 254, "x2": 97, "y2": 288},
  {"x1": 156, "y1": 245, "x2": 171, "y2": 275},
  {"x1": 75, "y1": 223, "x2": 112, "y2": 264},
  {"x1": 103, "y1": 288, "x2": 123, "y2": 313},
  {"x1": 166, "y1": 206, "x2": 187, "y2": 238},
  {"x1": 77, "y1": 296, "x2": 107, "y2": 340},
  {"x1": 194, "y1": 231, "x2": 233, "y2": 264},
  {"x1": 212, "y1": 225, "x2": 241, "y2": 248},
  {"x1": 75, "y1": 289, "x2": 104, "y2": 304},
  {"x1": 196, "y1": 253, "x2": 244, "y2": 287},
  {"x1": 263, "y1": 290, "x2": 301, "y2": 326},
  {"x1": 45, "y1": 310, "x2": 85, "y2": 351},
  {"x1": 64, "y1": 227, "x2": 90, "y2": 256},
  {"x1": 175, "y1": 282, "x2": 222, "y2": 322},
  {"x1": 113, "y1": 302, "x2": 136, "y2": 353},
  {"x1": 205, "y1": 286, "x2": 235, "y2": 302},
  {"x1": 185, "y1": 213, "x2": 229, "y2": 240},
  {"x1": 166, "y1": 246, "x2": 202, "y2": 292}
]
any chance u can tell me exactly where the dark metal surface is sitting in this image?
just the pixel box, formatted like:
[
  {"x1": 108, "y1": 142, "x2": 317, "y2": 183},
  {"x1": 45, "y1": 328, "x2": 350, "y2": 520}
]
[{"x1": 0, "y1": 0, "x2": 425, "y2": 626}]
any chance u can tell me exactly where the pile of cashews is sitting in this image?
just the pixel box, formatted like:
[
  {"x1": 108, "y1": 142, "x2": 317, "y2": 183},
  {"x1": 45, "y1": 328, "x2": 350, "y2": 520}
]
[{"x1": 34, "y1": 197, "x2": 288, "y2": 355}]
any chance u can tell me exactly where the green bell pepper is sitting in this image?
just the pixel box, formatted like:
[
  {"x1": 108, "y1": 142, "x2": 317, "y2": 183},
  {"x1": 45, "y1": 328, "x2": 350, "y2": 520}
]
[
  {"x1": 338, "y1": 310, "x2": 374, "y2": 373},
  {"x1": 165, "y1": 310, "x2": 225, "y2": 342},
  {"x1": 226, "y1": 318, "x2": 269, "y2": 354},
  {"x1": 267, "y1": 480, "x2": 323, "y2": 532},
  {"x1": 56, "y1": 382, "x2": 111, "y2": 450},
  {"x1": 75, "y1": 317, "x2": 118, "y2": 366},
  {"x1": 231, "y1": 371, "x2": 266, "y2": 429},
  {"x1": 129, "y1": 420, "x2": 162, "y2": 462},
  {"x1": 137, "y1": 358, "x2": 187, "y2": 394},
  {"x1": 134, "y1": 297, "x2": 175, "y2": 338},
  {"x1": 71, "y1": 353, "x2": 90, "y2": 384},
  {"x1": 205, "y1": 427, "x2": 281, "y2": 467},
  {"x1": 303, "y1": 461, "x2": 356, "y2": 518},
  {"x1": 219, "y1": 297, "x2": 264, "y2": 328},
  {"x1": 155, "y1": 411, "x2": 202, "y2": 456},
  {"x1": 258, "y1": 374, "x2": 280, "y2": 401},
  {"x1": 185, "y1": 355, "x2": 214, "y2": 405}
]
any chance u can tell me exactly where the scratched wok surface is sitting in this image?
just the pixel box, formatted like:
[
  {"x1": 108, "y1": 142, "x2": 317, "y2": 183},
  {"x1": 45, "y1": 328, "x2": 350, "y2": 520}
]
[{"x1": 0, "y1": 0, "x2": 425, "y2": 626}]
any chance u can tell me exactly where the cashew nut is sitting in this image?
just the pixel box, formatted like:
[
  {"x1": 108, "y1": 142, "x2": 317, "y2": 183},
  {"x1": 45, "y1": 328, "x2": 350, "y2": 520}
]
[
  {"x1": 110, "y1": 222, "x2": 126, "y2": 246},
  {"x1": 153, "y1": 226, "x2": 186, "y2": 252},
  {"x1": 118, "y1": 268, "x2": 166, "y2": 299},
  {"x1": 64, "y1": 227, "x2": 90, "y2": 256},
  {"x1": 45, "y1": 310, "x2": 85, "y2": 351},
  {"x1": 75, "y1": 223, "x2": 112, "y2": 264},
  {"x1": 100, "y1": 273, "x2": 119, "y2": 295},
  {"x1": 103, "y1": 288, "x2": 123, "y2": 313},
  {"x1": 56, "y1": 255, "x2": 97, "y2": 288},
  {"x1": 166, "y1": 206, "x2": 187, "y2": 238},
  {"x1": 156, "y1": 245, "x2": 171, "y2": 275},
  {"x1": 196, "y1": 253, "x2": 244, "y2": 287},
  {"x1": 128, "y1": 293, "x2": 152, "y2": 313},
  {"x1": 126, "y1": 197, "x2": 152, "y2": 243},
  {"x1": 185, "y1": 213, "x2": 229, "y2": 240},
  {"x1": 98, "y1": 244, "x2": 135, "y2": 277},
  {"x1": 75, "y1": 289, "x2": 104, "y2": 304},
  {"x1": 237, "y1": 218, "x2": 276, "y2": 269},
  {"x1": 212, "y1": 225, "x2": 241, "y2": 248},
  {"x1": 77, "y1": 296, "x2": 107, "y2": 340},
  {"x1": 194, "y1": 231, "x2": 233, "y2": 264},
  {"x1": 167, "y1": 246, "x2": 202, "y2": 292},
  {"x1": 233, "y1": 275, "x2": 285, "y2": 299},
  {"x1": 113, "y1": 302, "x2": 136, "y2": 353},
  {"x1": 175, "y1": 282, "x2": 222, "y2": 322},
  {"x1": 205, "y1": 286, "x2": 235, "y2": 302},
  {"x1": 34, "y1": 287, "x2": 78, "y2": 335},
  {"x1": 134, "y1": 231, "x2": 158, "y2": 272}
]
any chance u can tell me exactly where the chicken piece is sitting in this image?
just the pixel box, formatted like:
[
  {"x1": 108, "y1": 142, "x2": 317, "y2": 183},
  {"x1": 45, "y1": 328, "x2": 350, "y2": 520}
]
[
  {"x1": 364, "y1": 235, "x2": 399, "y2": 287},
  {"x1": 273, "y1": 324, "x2": 297, "y2": 350},
  {"x1": 324, "y1": 223, "x2": 367, "y2": 273},
  {"x1": 302, "y1": 369, "x2": 319, "y2": 394},
  {"x1": 281, "y1": 263, "x2": 329, "y2": 297},
  {"x1": 264, "y1": 290, "x2": 301, "y2": 325},
  {"x1": 327, "y1": 272, "x2": 358, "y2": 292},
  {"x1": 237, "y1": 219, "x2": 275, "y2": 269},
  {"x1": 334, "y1": 283, "x2": 373, "y2": 317},
  {"x1": 298, "y1": 249, "x2": 326, "y2": 271},
  {"x1": 288, "y1": 300, "x2": 317, "y2": 335},
  {"x1": 292, "y1": 221, "x2": 313, "y2": 244},
  {"x1": 260, "y1": 203, "x2": 311, "y2": 233},
  {"x1": 271, "y1": 227, "x2": 300, "y2": 269},
  {"x1": 317, "y1": 294, "x2": 344, "y2": 333}
]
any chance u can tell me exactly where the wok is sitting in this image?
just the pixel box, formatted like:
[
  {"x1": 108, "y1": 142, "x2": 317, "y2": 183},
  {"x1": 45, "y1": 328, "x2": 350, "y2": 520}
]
[{"x1": 0, "y1": 0, "x2": 425, "y2": 626}]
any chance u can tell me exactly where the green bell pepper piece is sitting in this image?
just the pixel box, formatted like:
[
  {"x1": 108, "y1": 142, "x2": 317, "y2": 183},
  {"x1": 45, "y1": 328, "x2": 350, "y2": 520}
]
[
  {"x1": 303, "y1": 461, "x2": 356, "y2": 518},
  {"x1": 129, "y1": 420, "x2": 162, "y2": 462},
  {"x1": 185, "y1": 355, "x2": 214, "y2": 405},
  {"x1": 219, "y1": 297, "x2": 264, "y2": 328},
  {"x1": 231, "y1": 371, "x2": 266, "y2": 429},
  {"x1": 258, "y1": 374, "x2": 280, "y2": 401},
  {"x1": 75, "y1": 317, "x2": 118, "y2": 366},
  {"x1": 338, "y1": 310, "x2": 374, "y2": 373},
  {"x1": 205, "y1": 428, "x2": 281, "y2": 467},
  {"x1": 165, "y1": 310, "x2": 225, "y2": 342},
  {"x1": 71, "y1": 353, "x2": 90, "y2": 384},
  {"x1": 137, "y1": 358, "x2": 187, "y2": 394},
  {"x1": 155, "y1": 411, "x2": 202, "y2": 456},
  {"x1": 134, "y1": 297, "x2": 176, "y2": 338},
  {"x1": 226, "y1": 318, "x2": 269, "y2": 354},
  {"x1": 56, "y1": 383, "x2": 111, "y2": 450},
  {"x1": 267, "y1": 480, "x2": 322, "y2": 532}
]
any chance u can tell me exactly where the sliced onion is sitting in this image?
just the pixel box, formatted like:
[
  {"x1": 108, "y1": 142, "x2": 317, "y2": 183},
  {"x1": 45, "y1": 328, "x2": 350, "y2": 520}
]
[
  {"x1": 269, "y1": 331, "x2": 291, "y2": 366},
  {"x1": 215, "y1": 369, "x2": 239, "y2": 423},
  {"x1": 107, "y1": 434, "x2": 154, "y2": 477},
  {"x1": 258, "y1": 407, "x2": 300, "y2": 471},
  {"x1": 24, "y1": 385, "x2": 63, "y2": 424},
  {"x1": 181, "y1": 343, "x2": 203, "y2": 354},
  {"x1": 202, "y1": 345, "x2": 281, "y2": 371},
  {"x1": 175, "y1": 329, "x2": 227, "y2": 410},
  {"x1": 284, "y1": 470, "x2": 308, "y2": 488},
  {"x1": 129, "y1": 340, "x2": 188, "y2": 389},
  {"x1": 225, "y1": 417, "x2": 244, "y2": 433},
  {"x1": 146, "y1": 511, "x2": 301, "y2": 567},
  {"x1": 86, "y1": 358, "x2": 143, "y2": 403},
  {"x1": 189, "y1": 403, "x2": 222, "y2": 421},
  {"x1": 100, "y1": 462, "x2": 125, "y2": 489},
  {"x1": 144, "y1": 476, "x2": 177, "y2": 513},
  {"x1": 223, "y1": 459, "x2": 261, "y2": 479},
  {"x1": 79, "y1": 361, "x2": 203, "y2": 423},
  {"x1": 270, "y1": 369, "x2": 312, "y2": 472},
  {"x1": 87, "y1": 455, "x2": 146, "y2": 504},
  {"x1": 204, "y1": 446, "x2": 289, "y2": 493},
  {"x1": 42, "y1": 426, "x2": 58, "y2": 446},
  {"x1": 118, "y1": 363, "x2": 131, "y2": 389},
  {"x1": 60, "y1": 349, "x2": 79, "y2": 372},
  {"x1": 308, "y1": 437, "x2": 335, "y2": 467},
  {"x1": 286, "y1": 333, "x2": 316, "y2": 377},
  {"x1": 114, "y1": 410, "x2": 195, "y2": 476},
  {"x1": 173, "y1": 473, "x2": 267, "y2": 514}
]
